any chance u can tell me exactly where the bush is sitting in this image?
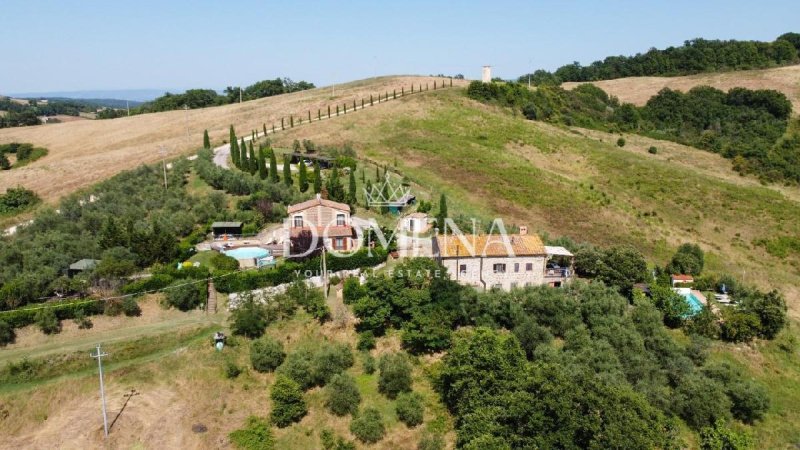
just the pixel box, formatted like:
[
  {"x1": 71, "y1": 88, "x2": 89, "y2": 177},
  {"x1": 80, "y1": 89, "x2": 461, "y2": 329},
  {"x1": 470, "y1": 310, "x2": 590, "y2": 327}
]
[
  {"x1": 270, "y1": 375, "x2": 307, "y2": 427},
  {"x1": 378, "y1": 353, "x2": 413, "y2": 399},
  {"x1": 699, "y1": 419, "x2": 753, "y2": 450},
  {"x1": 211, "y1": 252, "x2": 240, "y2": 271},
  {"x1": 225, "y1": 360, "x2": 242, "y2": 379},
  {"x1": 230, "y1": 296, "x2": 272, "y2": 338},
  {"x1": 357, "y1": 330, "x2": 376, "y2": 351},
  {"x1": 229, "y1": 416, "x2": 274, "y2": 450},
  {"x1": 72, "y1": 309, "x2": 93, "y2": 330},
  {"x1": 616, "y1": 137, "x2": 626, "y2": 147},
  {"x1": 250, "y1": 336, "x2": 285, "y2": 373},
  {"x1": 674, "y1": 374, "x2": 732, "y2": 429},
  {"x1": 164, "y1": 281, "x2": 207, "y2": 311},
  {"x1": 350, "y1": 407, "x2": 385, "y2": 444},
  {"x1": 342, "y1": 277, "x2": 366, "y2": 304},
  {"x1": 720, "y1": 310, "x2": 761, "y2": 343},
  {"x1": 395, "y1": 392, "x2": 424, "y2": 427},
  {"x1": 35, "y1": 308, "x2": 61, "y2": 335},
  {"x1": 0, "y1": 319, "x2": 15, "y2": 346},
  {"x1": 325, "y1": 373, "x2": 361, "y2": 416},
  {"x1": 648, "y1": 146, "x2": 658, "y2": 154},
  {"x1": 310, "y1": 342, "x2": 354, "y2": 386},
  {"x1": 728, "y1": 380, "x2": 770, "y2": 424},
  {"x1": 361, "y1": 352, "x2": 376, "y2": 374},
  {"x1": 121, "y1": 297, "x2": 142, "y2": 316}
]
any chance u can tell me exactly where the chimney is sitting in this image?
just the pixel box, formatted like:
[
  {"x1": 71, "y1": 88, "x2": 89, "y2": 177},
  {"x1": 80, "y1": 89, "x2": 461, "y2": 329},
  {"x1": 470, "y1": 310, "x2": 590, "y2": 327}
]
[{"x1": 519, "y1": 225, "x2": 528, "y2": 236}]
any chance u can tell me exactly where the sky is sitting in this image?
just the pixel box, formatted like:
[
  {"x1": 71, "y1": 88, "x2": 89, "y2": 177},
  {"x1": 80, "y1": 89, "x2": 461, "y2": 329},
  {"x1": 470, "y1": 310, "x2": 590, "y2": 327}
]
[{"x1": 1, "y1": 0, "x2": 798, "y2": 95}]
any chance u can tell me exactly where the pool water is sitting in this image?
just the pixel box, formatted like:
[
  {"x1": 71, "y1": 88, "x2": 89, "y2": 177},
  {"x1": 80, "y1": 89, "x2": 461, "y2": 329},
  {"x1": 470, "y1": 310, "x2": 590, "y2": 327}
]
[
  {"x1": 679, "y1": 291, "x2": 704, "y2": 316},
  {"x1": 223, "y1": 246, "x2": 270, "y2": 260}
]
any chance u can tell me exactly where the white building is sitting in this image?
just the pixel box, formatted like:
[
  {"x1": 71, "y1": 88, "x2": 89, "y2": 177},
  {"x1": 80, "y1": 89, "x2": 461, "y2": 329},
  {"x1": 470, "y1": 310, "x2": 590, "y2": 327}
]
[
  {"x1": 433, "y1": 229, "x2": 574, "y2": 291},
  {"x1": 400, "y1": 212, "x2": 430, "y2": 234},
  {"x1": 482, "y1": 65, "x2": 492, "y2": 83}
]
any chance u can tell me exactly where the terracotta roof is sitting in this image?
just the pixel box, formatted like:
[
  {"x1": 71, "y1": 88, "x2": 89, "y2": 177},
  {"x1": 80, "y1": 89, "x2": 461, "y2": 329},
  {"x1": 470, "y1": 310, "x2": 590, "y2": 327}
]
[
  {"x1": 671, "y1": 274, "x2": 694, "y2": 281},
  {"x1": 288, "y1": 196, "x2": 350, "y2": 214},
  {"x1": 436, "y1": 234, "x2": 546, "y2": 258}
]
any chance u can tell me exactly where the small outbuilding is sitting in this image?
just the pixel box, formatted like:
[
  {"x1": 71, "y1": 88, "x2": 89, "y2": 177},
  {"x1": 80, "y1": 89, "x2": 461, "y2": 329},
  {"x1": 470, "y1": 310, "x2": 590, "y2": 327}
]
[
  {"x1": 671, "y1": 274, "x2": 694, "y2": 286},
  {"x1": 211, "y1": 221, "x2": 243, "y2": 238},
  {"x1": 68, "y1": 259, "x2": 100, "y2": 277},
  {"x1": 400, "y1": 212, "x2": 430, "y2": 234}
]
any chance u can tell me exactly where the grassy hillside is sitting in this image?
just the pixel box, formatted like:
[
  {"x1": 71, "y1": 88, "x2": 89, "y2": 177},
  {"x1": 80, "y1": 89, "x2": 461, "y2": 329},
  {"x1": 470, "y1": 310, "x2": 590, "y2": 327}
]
[
  {"x1": 563, "y1": 64, "x2": 800, "y2": 113},
  {"x1": 0, "y1": 76, "x2": 467, "y2": 203}
]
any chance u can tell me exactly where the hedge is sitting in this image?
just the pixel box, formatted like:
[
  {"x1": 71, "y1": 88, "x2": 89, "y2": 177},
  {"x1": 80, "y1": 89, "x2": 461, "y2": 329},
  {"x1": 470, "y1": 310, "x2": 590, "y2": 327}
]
[{"x1": 0, "y1": 298, "x2": 104, "y2": 329}]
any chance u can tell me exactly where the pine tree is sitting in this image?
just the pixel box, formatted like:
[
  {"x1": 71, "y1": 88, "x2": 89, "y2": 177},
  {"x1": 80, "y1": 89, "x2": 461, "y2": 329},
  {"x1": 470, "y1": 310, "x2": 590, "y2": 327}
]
[
  {"x1": 298, "y1": 159, "x2": 309, "y2": 192},
  {"x1": 203, "y1": 129, "x2": 210, "y2": 149},
  {"x1": 283, "y1": 155, "x2": 293, "y2": 186},
  {"x1": 348, "y1": 169, "x2": 357, "y2": 205},
  {"x1": 269, "y1": 149, "x2": 279, "y2": 183},
  {"x1": 437, "y1": 194, "x2": 448, "y2": 230},
  {"x1": 249, "y1": 141, "x2": 257, "y2": 174},
  {"x1": 314, "y1": 162, "x2": 322, "y2": 194},
  {"x1": 258, "y1": 147, "x2": 267, "y2": 179}
]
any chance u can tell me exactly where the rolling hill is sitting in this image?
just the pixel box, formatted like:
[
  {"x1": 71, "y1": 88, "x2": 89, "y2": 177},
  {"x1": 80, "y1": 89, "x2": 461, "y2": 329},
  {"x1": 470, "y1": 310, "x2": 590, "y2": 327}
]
[
  {"x1": 0, "y1": 76, "x2": 467, "y2": 203},
  {"x1": 562, "y1": 64, "x2": 800, "y2": 112}
]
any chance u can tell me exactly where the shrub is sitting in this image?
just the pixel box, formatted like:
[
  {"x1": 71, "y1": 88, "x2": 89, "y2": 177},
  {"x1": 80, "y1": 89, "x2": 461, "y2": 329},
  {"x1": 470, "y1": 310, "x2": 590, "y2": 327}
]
[
  {"x1": 378, "y1": 353, "x2": 413, "y2": 399},
  {"x1": 35, "y1": 308, "x2": 61, "y2": 335},
  {"x1": 512, "y1": 319, "x2": 552, "y2": 358},
  {"x1": 164, "y1": 281, "x2": 207, "y2": 311},
  {"x1": 320, "y1": 429, "x2": 336, "y2": 449},
  {"x1": 0, "y1": 319, "x2": 15, "y2": 346},
  {"x1": 250, "y1": 336, "x2": 285, "y2": 373},
  {"x1": 728, "y1": 380, "x2": 770, "y2": 424},
  {"x1": 211, "y1": 252, "x2": 240, "y2": 271},
  {"x1": 357, "y1": 330, "x2": 376, "y2": 350},
  {"x1": 674, "y1": 374, "x2": 732, "y2": 429},
  {"x1": 270, "y1": 375, "x2": 307, "y2": 427},
  {"x1": 361, "y1": 352, "x2": 376, "y2": 374},
  {"x1": 225, "y1": 360, "x2": 242, "y2": 379},
  {"x1": 121, "y1": 297, "x2": 142, "y2": 316},
  {"x1": 699, "y1": 419, "x2": 753, "y2": 450},
  {"x1": 720, "y1": 310, "x2": 761, "y2": 343},
  {"x1": 648, "y1": 146, "x2": 658, "y2": 154},
  {"x1": 72, "y1": 309, "x2": 93, "y2": 330},
  {"x1": 277, "y1": 348, "x2": 315, "y2": 390},
  {"x1": 229, "y1": 416, "x2": 274, "y2": 450},
  {"x1": 616, "y1": 137, "x2": 626, "y2": 147},
  {"x1": 310, "y1": 342, "x2": 354, "y2": 386},
  {"x1": 230, "y1": 296, "x2": 272, "y2": 338},
  {"x1": 395, "y1": 392, "x2": 424, "y2": 427},
  {"x1": 104, "y1": 299, "x2": 125, "y2": 316},
  {"x1": 350, "y1": 407, "x2": 385, "y2": 444},
  {"x1": 343, "y1": 277, "x2": 366, "y2": 304},
  {"x1": 324, "y1": 373, "x2": 361, "y2": 416}
]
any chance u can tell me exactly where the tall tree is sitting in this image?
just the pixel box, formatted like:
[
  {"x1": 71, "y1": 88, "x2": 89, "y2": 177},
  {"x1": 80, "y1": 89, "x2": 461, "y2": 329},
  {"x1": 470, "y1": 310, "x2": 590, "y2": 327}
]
[
  {"x1": 229, "y1": 126, "x2": 239, "y2": 168},
  {"x1": 314, "y1": 162, "x2": 322, "y2": 194},
  {"x1": 437, "y1": 194, "x2": 448, "y2": 230},
  {"x1": 348, "y1": 169, "x2": 357, "y2": 205},
  {"x1": 248, "y1": 141, "x2": 257, "y2": 174},
  {"x1": 298, "y1": 159, "x2": 309, "y2": 192},
  {"x1": 258, "y1": 147, "x2": 268, "y2": 180},
  {"x1": 240, "y1": 137, "x2": 248, "y2": 171},
  {"x1": 269, "y1": 149, "x2": 279, "y2": 183},
  {"x1": 283, "y1": 155, "x2": 293, "y2": 186},
  {"x1": 203, "y1": 129, "x2": 210, "y2": 149}
]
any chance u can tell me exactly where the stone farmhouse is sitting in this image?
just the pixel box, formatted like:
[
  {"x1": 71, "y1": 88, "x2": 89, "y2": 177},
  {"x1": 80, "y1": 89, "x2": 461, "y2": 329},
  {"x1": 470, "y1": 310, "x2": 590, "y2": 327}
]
[{"x1": 287, "y1": 194, "x2": 356, "y2": 252}]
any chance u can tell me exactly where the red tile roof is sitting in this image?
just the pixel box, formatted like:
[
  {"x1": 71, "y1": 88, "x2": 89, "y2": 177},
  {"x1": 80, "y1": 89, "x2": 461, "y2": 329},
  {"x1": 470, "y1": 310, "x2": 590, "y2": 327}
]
[{"x1": 288, "y1": 196, "x2": 350, "y2": 214}]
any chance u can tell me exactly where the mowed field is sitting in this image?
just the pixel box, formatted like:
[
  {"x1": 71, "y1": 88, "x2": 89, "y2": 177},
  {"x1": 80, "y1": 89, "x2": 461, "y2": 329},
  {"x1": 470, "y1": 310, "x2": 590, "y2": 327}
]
[
  {"x1": 563, "y1": 64, "x2": 800, "y2": 111},
  {"x1": 0, "y1": 76, "x2": 467, "y2": 203}
]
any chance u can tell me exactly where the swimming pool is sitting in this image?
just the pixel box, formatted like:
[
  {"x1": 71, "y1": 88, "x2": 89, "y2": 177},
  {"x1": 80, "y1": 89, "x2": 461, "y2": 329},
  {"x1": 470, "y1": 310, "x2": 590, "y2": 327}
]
[
  {"x1": 677, "y1": 289, "x2": 704, "y2": 316},
  {"x1": 223, "y1": 246, "x2": 270, "y2": 260}
]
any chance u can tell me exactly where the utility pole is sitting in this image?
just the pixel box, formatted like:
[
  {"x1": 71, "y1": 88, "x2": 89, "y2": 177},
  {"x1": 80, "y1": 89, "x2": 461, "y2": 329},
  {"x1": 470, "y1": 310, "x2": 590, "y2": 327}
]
[
  {"x1": 160, "y1": 146, "x2": 167, "y2": 189},
  {"x1": 126, "y1": 100, "x2": 130, "y2": 116},
  {"x1": 239, "y1": 87, "x2": 242, "y2": 103},
  {"x1": 321, "y1": 246, "x2": 328, "y2": 296},
  {"x1": 90, "y1": 344, "x2": 109, "y2": 438}
]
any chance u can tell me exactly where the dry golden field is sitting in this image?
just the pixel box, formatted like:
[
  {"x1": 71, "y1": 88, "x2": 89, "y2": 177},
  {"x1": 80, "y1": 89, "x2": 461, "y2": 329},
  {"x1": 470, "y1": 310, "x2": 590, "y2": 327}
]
[
  {"x1": 0, "y1": 76, "x2": 467, "y2": 203},
  {"x1": 563, "y1": 64, "x2": 800, "y2": 112}
]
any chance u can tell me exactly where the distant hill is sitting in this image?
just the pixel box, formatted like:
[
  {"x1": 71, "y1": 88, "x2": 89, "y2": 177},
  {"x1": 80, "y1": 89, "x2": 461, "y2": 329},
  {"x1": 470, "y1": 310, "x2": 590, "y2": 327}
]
[
  {"x1": 5, "y1": 89, "x2": 171, "y2": 103},
  {"x1": 32, "y1": 97, "x2": 144, "y2": 109}
]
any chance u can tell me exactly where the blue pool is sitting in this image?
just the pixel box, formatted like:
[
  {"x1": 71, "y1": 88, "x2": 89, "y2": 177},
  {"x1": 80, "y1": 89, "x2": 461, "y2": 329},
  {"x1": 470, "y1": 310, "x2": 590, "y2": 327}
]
[
  {"x1": 678, "y1": 290, "x2": 704, "y2": 316},
  {"x1": 223, "y1": 246, "x2": 270, "y2": 260}
]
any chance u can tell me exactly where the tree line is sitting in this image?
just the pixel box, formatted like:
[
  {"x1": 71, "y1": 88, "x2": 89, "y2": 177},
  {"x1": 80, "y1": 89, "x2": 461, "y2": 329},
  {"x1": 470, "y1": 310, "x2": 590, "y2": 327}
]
[
  {"x1": 518, "y1": 33, "x2": 800, "y2": 84},
  {"x1": 466, "y1": 80, "x2": 800, "y2": 184}
]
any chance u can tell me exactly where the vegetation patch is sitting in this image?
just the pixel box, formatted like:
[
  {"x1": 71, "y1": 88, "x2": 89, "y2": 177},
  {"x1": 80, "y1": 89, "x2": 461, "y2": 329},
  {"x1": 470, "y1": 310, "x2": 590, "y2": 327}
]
[{"x1": 0, "y1": 143, "x2": 48, "y2": 169}]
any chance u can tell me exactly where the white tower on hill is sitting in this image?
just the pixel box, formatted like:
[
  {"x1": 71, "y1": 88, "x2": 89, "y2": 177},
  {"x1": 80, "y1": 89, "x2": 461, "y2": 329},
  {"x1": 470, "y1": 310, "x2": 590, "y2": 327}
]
[{"x1": 482, "y1": 66, "x2": 492, "y2": 83}]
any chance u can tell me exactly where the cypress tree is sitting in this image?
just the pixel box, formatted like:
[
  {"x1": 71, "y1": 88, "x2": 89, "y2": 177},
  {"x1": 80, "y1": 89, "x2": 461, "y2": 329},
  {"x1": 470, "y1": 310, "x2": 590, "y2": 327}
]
[
  {"x1": 361, "y1": 98, "x2": 364, "y2": 108},
  {"x1": 308, "y1": 111, "x2": 311, "y2": 122},
  {"x1": 249, "y1": 140, "x2": 256, "y2": 173},
  {"x1": 411, "y1": 84, "x2": 414, "y2": 93},
  {"x1": 290, "y1": 116, "x2": 294, "y2": 127},
  {"x1": 353, "y1": 99, "x2": 357, "y2": 110},
  {"x1": 361, "y1": 168, "x2": 365, "y2": 184},
  {"x1": 252, "y1": 130, "x2": 255, "y2": 141},
  {"x1": 365, "y1": 179, "x2": 372, "y2": 210},
  {"x1": 203, "y1": 129, "x2": 210, "y2": 149},
  {"x1": 231, "y1": 136, "x2": 240, "y2": 168},
  {"x1": 344, "y1": 103, "x2": 347, "y2": 114},
  {"x1": 401, "y1": 87, "x2": 404, "y2": 96},
  {"x1": 434, "y1": 81, "x2": 437, "y2": 90},
  {"x1": 328, "y1": 105, "x2": 331, "y2": 118},
  {"x1": 385, "y1": 91, "x2": 388, "y2": 99},
  {"x1": 336, "y1": 105, "x2": 339, "y2": 115},
  {"x1": 298, "y1": 159, "x2": 308, "y2": 192},
  {"x1": 272, "y1": 124, "x2": 276, "y2": 133},
  {"x1": 318, "y1": 109, "x2": 321, "y2": 120},
  {"x1": 258, "y1": 147, "x2": 268, "y2": 179},
  {"x1": 450, "y1": 77, "x2": 453, "y2": 87},
  {"x1": 263, "y1": 124, "x2": 267, "y2": 136},
  {"x1": 314, "y1": 162, "x2": 322, "y2": 194},
  {"x1": 269, "y1": 149, "x2": 279, "y2": 183},
  {"x1": 393, "y1": 89, "x2": 396, "y2": 99},
  {"x1": 370, "y1": 94, "x2": 373, "y2": 106},
  {"x1": 283, "y1": 155, "x2": 293, "y2": 186},
  {"x1": 240, "y1": 137, "x2": 248, "y2": 171},
  {"x1": 375, "y1": 165, "x2": 380, "y2": 180},
  {"x1": 281, "y1": 118, "x2": 285, "y2": 130},
  {"x1": 348, "y1": 169, "x2": 357, "y2": 205},
  {"x1": 437, "y1": 194, "x2": 448, "y2": 230}
]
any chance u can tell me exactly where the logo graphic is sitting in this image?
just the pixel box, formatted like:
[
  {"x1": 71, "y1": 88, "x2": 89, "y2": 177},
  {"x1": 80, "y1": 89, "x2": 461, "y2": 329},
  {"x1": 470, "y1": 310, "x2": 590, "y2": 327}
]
[{"x1": 364, "y1": 174, "x2": 413, "y2": 207}]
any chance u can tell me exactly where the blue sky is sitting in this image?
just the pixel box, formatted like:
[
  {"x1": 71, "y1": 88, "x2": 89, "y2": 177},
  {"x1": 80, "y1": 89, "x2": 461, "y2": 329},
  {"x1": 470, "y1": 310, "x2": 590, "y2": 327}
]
[{"x1": 2, "y1": 0, "x2": 798, "y2": 93}]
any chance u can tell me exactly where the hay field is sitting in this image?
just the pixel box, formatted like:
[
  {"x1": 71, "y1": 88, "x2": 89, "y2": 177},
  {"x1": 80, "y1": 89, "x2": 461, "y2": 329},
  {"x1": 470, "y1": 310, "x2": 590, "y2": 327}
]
[
  {"x1": 563, "y1": 64, "x2": 800, "y2": 112},
  {"x1": 0, "y1": 76, "x2": 467, "y2": 203}
]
